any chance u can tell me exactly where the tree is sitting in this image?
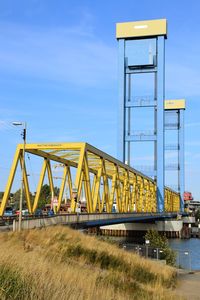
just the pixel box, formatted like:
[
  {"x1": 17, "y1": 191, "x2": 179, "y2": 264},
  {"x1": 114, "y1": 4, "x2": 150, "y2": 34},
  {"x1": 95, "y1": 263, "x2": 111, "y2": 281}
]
[
  {"x1": 195, "y1": 209, "x2": 200, "y2": 222},
  {"x1": 37, "y1": 184, "x2": 60, "y2": 209},
  {"x1": 54, "y1": 186, "x2": 60, "y2": 197},
  {"x1": 40, "y1": 184, "x2": 51, "y2": 199},
  {"x1": 37, "y1": 184, "x2": 51, "y2": 209},
  {"x1": 12, "y1": 189, "x2": 21, "y2": 210},
  {"x1": 12, "y1": 189, "x2": 33, "y2": 210},
  {"x1": 145, "y1": 229, "x2": 176, "y2": 266}
]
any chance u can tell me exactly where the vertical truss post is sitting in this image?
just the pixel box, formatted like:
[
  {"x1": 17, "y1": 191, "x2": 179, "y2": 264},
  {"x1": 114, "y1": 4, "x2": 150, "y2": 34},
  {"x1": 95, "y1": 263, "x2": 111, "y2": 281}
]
[
  {"x1": 127, "y1": 74, "x2": 131, "y2": 164},
  {"x1": 125, "y1": 172, "x2": 130, "y2": 211},
  {"x1": 145, "y1": 180, "x2": 150, "y2": 212},
  {"x1": 67, "y1": 166, "x2": 73, "y2": 201},
  {"x1": 102, "y1": 159, "x2": 110, "y2": 212},
  {"x1": 72, "y1": 145, "x2": 85, "y2": 212},
  {"x1": 135, "y1": 176, "x2": 139, "y2": 212},
  {"x1": 121, "y1": 174, "x2": 126, "y2": 212},
  {"x1": 115, "y1": 166, "x2": 122, "y2": 212},
  {"x1": 118, "y1": 39, "x2": 126, "y2": 162},
  {"x1": 19, "y1": 154, "x2": 32, "y2": 213},
  {"x1": 138, "y1": 176, "x2": 143, "y2": 212},
  {"x1": 110, "y1": 173, "x2": 117, "y2": 210},
  {"x1": 83, "y1": 153, "x2": 93, "y2": 213},
  {"x1": 179, "y1": 109, "x2": 185, "y2": 211},
  {"x1": 165, "y1": 99, "x2": 185, "y2": 211},
  {"x1": 151, "y1": 183, "x2": 156, "y2": 212},
  {"x1": 57, "y1": 165, "x2": 68, "y2": 211},
  {"x1": 156, "y1": 36, "x2": 165, "y2": 212},
  {"x1": 46, "y1": 160, "x2": 54, "y2": 200},
  {"x1": 132, "y1": 174, "x2": 137, "y2": 212},
  {"x1": 93, "y1": 160, "x2": 102, "y2": 211}
]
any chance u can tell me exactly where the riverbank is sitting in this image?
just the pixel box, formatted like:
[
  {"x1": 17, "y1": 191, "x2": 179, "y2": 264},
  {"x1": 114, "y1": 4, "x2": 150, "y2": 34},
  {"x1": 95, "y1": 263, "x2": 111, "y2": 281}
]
[{"x1": 0, "y1": 226, "x2": 179, "y2": 300}]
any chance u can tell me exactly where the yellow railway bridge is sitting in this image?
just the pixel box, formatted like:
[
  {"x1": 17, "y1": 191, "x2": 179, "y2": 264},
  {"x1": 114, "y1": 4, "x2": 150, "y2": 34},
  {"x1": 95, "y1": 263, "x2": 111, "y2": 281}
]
[{"x1": 0, "y1": 142, "x2": 180, "y2": 217}]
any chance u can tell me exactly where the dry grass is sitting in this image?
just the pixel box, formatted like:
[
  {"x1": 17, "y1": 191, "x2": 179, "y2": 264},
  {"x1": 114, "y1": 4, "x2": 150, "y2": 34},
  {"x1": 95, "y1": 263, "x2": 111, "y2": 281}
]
[{"x1": 0, "y1": 226, "x2": 182, "y2": 300}]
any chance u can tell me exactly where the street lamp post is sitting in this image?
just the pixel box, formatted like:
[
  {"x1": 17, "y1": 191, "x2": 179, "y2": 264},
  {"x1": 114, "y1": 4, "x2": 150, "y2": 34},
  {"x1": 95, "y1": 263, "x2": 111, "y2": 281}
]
[
  {"x1": 12, "y1": 121, "x2": 27, "y2": 232},
  {"x1": 145, "y1": 239, "x2": 150, "y2": 258},
  {"x1": 184, "y1": 251, "x2": 192, "y2": 272}
]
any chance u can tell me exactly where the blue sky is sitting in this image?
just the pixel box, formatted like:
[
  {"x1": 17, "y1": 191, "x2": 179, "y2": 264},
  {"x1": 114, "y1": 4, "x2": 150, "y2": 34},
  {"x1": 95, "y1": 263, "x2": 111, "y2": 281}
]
[{"x1": 0, "y1": 0, "x2": 200, "y2": 199}]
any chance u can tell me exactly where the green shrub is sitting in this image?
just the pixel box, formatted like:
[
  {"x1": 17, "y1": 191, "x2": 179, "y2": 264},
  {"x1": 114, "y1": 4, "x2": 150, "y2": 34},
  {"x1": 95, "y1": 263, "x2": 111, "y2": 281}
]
[{"x1": 145, "y1": 230, "x2": 176, "y2": 266}]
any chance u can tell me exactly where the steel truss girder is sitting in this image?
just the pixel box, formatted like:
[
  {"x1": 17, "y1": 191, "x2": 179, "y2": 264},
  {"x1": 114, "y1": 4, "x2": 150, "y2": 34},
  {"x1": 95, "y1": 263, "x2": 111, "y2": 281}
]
[{"x1": 0, "y1": 142, "x2": 180, "y2": 216}]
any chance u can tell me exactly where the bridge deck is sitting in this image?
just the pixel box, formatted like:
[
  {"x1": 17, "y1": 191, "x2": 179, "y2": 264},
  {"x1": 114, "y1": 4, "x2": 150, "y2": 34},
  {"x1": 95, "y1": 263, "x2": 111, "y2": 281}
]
[{"x1": 11, "y1": 212, "x2": 183, "y2": 231}]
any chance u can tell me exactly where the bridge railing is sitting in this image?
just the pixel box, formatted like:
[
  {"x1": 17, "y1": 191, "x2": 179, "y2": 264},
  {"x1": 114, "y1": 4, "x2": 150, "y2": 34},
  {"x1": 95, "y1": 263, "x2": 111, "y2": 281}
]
[{"x1": 0, "y1": 142, "x2": 180, "y2": 216}]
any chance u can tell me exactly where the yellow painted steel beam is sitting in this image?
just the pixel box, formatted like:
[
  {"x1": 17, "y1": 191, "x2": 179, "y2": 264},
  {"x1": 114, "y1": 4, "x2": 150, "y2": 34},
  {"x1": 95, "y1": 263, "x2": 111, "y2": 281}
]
[
  {"x1": 92, "y1": 160, "x2": 102, "y2": 212},
  {"x1": 19, "y1": 142, "x2": 85, "y2": 150},
  {"x1": 115, "y1": 166, "x2": 122, "y2": 213},
  {"x1": 83, "y1": 153, "x2": 93, "y2": 213},
  {"x1": 121, "y1": 170, "x2": 128, "y2": 212},
  {"x1": 110, "y1": 172, "x2": 117, "y2": 210},
  {"x1": 19, "y1": 154, "x2": 32, "y2": 213},
  {"x1": 66, "y1": 166, "x2": 73, "y2": 202},
  {"x1": 137, "y1": 176, "x2": 144, "y2": 213},
  {"x1": 32, "y1": 159, "x2": 48, "y2": 212},
  {"x1": 130, "y1": 175, "x2": 136, "y2": 212},
  {"x1": 57, "y1": 165, "x2": 68, "y2": 211},
  {"x1": 151, "y1": 183, "x2": 157, "y2": 212},
  {"x1": 143, "y1": 180, "x2": 148, "y2": 213},
  {"x1": 26, "y1": 149, "x2": 78, "y2": 169},
  {"x1": 125, "y1": 171, "x2": 131, "y2": 212},
  {"x1": 72, "y1": 144, "x2": 86, "y2": 212},
  {"x1": 102, "y1": 158, "x2": 110, "y2": 212},
  {"x1": 0, "y1": 146, "x2": 21, "y2": 216},
  {"x1": 91, "y1": 174, "x2": 97, "y2": 205},
  {"x1": 26, "y1": 148, "x2": 99, "y2": 178},
  {"x1": 46, "y1": 160, "x2": 54, "y2": 198}
]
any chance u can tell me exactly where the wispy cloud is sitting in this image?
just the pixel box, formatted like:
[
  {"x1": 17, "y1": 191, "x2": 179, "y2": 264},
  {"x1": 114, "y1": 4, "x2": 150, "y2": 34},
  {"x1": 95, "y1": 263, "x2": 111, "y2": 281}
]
[
  {"x1": 186, "y1": 122, "x2": 200, "y2": 128},
  {"x1": 0, "y1": 120, "x2": 14, "y2": 131},
  {"x1": 186, "y1": 141, "x2": 200, "y2": 146},
  {"x1": 0, "y1": 21, "x2": 117, "y2": 87}
]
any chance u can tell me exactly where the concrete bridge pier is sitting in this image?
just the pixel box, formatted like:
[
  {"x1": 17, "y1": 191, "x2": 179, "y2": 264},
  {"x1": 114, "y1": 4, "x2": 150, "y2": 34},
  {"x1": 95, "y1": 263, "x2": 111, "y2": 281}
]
[{"x1": 100, "y1": 220, "x2": 183, "y2": 238}]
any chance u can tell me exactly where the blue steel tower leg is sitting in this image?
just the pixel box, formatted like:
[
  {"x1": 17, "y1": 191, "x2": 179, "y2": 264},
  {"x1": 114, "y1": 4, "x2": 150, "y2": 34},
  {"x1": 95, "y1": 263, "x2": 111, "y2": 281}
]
[
  {"x1": 118, "y1": 39, "x2": 126, "y2": 163},
  {"x1": 179, "y1": 109, "x2": 185, "y2": 211},
  {"x1": 156, "y1": 36, "x2": 165, "y2": 212}
]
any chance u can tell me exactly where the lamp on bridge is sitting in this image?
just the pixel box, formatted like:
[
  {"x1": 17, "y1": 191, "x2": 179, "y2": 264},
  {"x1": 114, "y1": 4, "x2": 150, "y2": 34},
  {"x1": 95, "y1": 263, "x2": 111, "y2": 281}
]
[{"x1": 12, "y1": 121, "x2": 27, "y2": 232}]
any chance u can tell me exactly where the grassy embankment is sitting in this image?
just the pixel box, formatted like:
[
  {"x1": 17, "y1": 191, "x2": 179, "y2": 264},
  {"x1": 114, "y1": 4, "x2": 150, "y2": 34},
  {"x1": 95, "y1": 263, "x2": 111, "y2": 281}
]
[{"x1": 0, "y1": 226, "x2": 181, "y2": 300}]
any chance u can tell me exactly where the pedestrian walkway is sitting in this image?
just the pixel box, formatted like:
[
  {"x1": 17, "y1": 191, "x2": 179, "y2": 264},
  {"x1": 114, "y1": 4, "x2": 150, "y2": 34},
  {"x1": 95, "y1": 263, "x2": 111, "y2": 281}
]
[{"x1": 175, "y1": 270, "x2": 200, "y2": 300}]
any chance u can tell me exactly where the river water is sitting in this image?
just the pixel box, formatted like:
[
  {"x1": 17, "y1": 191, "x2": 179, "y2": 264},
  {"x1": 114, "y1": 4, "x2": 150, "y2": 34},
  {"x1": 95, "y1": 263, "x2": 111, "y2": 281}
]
[
  {"x1": 104, "y1": 236, "x2": 200, "y2": 271},
  {"x1": 168, "y1": 238, "x2": 200, "y2": 270}
]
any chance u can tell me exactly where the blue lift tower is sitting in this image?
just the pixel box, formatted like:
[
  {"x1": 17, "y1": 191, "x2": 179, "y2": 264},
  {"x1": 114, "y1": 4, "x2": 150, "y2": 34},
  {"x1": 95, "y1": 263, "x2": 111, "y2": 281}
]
[
  {"x1": 116, "y1": 19, "x2": 167, "y2": 212},
  {"x1": 165, "y1": 99, "x2": 186, "y2": 212}
]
